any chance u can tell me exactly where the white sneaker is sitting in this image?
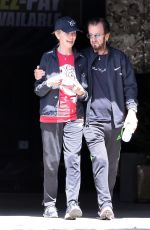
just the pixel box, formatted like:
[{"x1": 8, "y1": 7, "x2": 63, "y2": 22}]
[
  {"x1": 98, "y1": 206, "x2": 114, "y2": 220},
  {"x1": 43, "y1": 205, "x2": 58, "y2": 218},
  {"x1": 64, "y1": 201, "x2": 82, "y2": 220}
]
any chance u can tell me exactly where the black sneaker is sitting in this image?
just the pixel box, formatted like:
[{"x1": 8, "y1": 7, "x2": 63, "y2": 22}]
[
  {"x1": 64, "y1": 201, "x2": 82, "y2": 220},
  {"x1": 43, "y1": 205, "x2": 58, "y2": 218},
  {"x1": 98, "y1": 206, "x2": 114, "y2": 220}
]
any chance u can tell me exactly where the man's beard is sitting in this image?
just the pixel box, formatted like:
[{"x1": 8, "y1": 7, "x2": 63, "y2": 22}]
[{"x1": 92, "y1": 43, "x2": 106, "y2": 53}]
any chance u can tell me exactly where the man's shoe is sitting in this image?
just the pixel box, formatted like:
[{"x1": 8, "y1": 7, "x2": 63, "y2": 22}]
[
  {"x1": 98, "y1": 206, "x2": 114, "y2": 220},
  {"x1": 64, "y1": 201, "x2": 82, "y2": 220},
  {"x1": 43, "y1": 205, "x2": 58, "y2": 218}
]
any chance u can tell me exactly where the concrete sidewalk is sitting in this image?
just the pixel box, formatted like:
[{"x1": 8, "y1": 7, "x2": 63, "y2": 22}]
[
  {"x1": 0, "y1": 193, "x2": 149, "y2": 230},
  {"x1": 0, "y1": 216, "x2": 150, "y2": 230}
]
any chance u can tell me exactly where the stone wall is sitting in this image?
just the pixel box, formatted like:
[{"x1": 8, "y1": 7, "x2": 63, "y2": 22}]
[{"x1": 106, "y1": 0, "x2": 150, "y2": 73}]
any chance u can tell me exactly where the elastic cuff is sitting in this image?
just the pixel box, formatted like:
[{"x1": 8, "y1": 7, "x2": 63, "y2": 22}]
[{"x1": 128, "y1": 108, "x2": 137, "y2": 113}]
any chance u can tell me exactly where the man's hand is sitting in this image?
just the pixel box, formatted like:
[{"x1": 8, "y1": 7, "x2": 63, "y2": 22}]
[
  {"x1": 34, "y1": 65, "x2": 45, "y2": 80},
  {"x1": 72, "y1": 80, "x2": 85, "y2": 96},
  {"x1": 124, "y1": 109, "x2": 138, "y2": 133}
]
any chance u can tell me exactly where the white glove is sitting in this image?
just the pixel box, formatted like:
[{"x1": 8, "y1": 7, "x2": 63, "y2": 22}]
[
  {"x1": 124, "y1": 109, "x2": 138, "y2": 133},
  {"x1": 46, "y1": 73, "x2": 62, "y2": 88}
]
